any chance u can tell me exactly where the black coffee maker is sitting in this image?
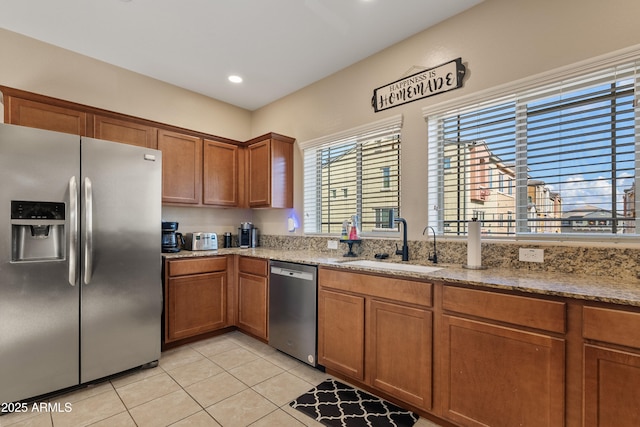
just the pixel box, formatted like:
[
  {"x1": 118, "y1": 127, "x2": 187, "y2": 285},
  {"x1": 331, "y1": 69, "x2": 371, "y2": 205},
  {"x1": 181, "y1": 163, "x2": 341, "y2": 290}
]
[{"x1": 162, "y1": 221, "x2": 183, "y2": 253}]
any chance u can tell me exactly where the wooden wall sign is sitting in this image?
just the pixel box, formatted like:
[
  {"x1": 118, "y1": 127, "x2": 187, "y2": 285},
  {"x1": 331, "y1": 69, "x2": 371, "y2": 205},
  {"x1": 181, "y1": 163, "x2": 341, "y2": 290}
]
[{"x1": 372, "y1": 58, "x2": 466, "y2": 112}]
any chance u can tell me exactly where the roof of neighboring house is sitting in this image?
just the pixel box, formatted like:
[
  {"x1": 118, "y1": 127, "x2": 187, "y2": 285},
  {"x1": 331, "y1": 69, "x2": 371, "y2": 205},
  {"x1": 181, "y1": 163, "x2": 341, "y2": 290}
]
[{"x1": 562, "y1": 205, "x2": 611, "y2": 218}]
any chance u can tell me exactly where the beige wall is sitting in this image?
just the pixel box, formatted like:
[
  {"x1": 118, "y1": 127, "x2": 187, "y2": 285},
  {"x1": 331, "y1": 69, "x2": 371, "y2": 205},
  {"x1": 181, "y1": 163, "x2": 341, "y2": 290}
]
[
  {"x1": 0, "y1": 28, "x2": 255, "y2": 235},
  {"x1": 252, "y1": 0, "x2": 640, "y2": 238},
  {"x1": 0, "y1": 28, "x2": 252, "y2": 140},
  {"x1": 2, "y1": 0, "x2": 640, "y2": 240}
]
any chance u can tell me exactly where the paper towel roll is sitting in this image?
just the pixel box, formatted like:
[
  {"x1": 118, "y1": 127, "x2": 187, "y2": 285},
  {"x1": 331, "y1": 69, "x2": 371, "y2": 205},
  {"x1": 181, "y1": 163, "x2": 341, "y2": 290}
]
[{"x1": 467, "y1": 220, "x2": 482, "y2": 268}]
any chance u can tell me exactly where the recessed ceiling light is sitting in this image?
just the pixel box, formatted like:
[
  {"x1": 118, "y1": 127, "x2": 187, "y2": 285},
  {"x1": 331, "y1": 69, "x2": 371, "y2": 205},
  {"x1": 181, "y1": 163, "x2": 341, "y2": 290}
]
[{"x1": 228, "y1": 75, "x2": 243, "y2": 83}]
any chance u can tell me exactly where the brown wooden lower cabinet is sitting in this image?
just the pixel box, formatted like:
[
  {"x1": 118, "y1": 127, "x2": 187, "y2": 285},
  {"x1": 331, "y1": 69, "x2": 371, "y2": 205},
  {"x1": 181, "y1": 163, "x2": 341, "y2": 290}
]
[
  {"x1": 317, "y1": 267, "x2": 433, "y2": 412},
  {"x1": 583, "y1": 344, "x2": 640, "y2": 427},
  {"x1": 440, "y1": 285, "x2": 567, "y2": 427},
  {"x1": 164, "y1": 256, "x2": 228, "y2": 344},
  {"x1": 318, "y1": 289, "x2": 365, "y2": 381},
  {"x1": 167, "y1": 272, "x2": 226, "y2": 341},
  {"x1": 441, "y1": 315, "x2": 565, "y2": 427},
  {"x1": 368, "y1": 299, "x2": 432, "y2": 410},
  {"x1": 236, "y1": 257, "x2": 269, "y2": 340},
  {"x1": 158, "y1": 258, "x2": 640, "y2": 427},
  {"x1": 583, "y1": 305, "x2": 640, "y2": 427}
]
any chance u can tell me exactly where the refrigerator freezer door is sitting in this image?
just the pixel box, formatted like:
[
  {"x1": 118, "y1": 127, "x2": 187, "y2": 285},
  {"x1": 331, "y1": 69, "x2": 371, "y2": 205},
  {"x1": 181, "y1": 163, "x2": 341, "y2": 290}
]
[
  {"x1": 0, "y1": 124, "x2": 80, "y2": 403},
  {"x1": 80, "y1": 137, "x2": 162, "y2": 383}
]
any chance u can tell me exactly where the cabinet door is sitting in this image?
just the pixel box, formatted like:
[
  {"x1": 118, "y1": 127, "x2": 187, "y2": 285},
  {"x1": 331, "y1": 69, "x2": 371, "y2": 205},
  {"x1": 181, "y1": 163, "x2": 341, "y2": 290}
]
[
  {"x1": 442, "y1": 315, "x2": 565, "y2": 427},
  {"x1": 5, "y1": 97, "x2": 88, "y2": 136},
  {"x1": 270, "y1": 138, "x2": 293, "y2": 208},
  {"x1": 237, "y1": 272, "x2": 268, "y2": 340},
  {"x1": 368, "y1": 299, "x2": 432, "y2": 410},
  {"x1": 167, "y1": 272, "x2": 226, "y2": 341},
  {"x1": 247, "y1": 139, "x2": 271, "y2": 207},
  {"x1": 584, "y1": 344, "x2": 640, "y2": 427},
  {"x1": 93, "y1": 114, "x2": 157, "y2": 148},
  {"x1": 203, "y1": 139, "x2": 238, "y2": 206},
  {"x1": 318, "y1": 289, "x2": 365, "y2": 381},
  {"x1": 157, "y1": 130, "x2": 202, "y2": 204}
]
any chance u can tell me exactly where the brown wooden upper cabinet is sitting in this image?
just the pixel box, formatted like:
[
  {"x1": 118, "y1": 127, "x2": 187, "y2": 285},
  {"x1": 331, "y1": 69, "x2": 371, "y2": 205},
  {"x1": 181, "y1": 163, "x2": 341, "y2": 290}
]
[
  {"x1": 157, "y1": 129, "x2": 203, "y2": 205},
  {"x1": 1, "y1": 86, "x2": 295, "y2": 210},
  {"x1": 93, "y1": 114, "x2": 157, "y2": 148},
  {"x1": 3, "y1": 93, "x2": 89, "y2": 136},
  {"x1": 203, "y1": 139, "x2": 238, "y2": 207},
  {"x1": 246, "y1": 133, "x2": 294, "y2": 208}
]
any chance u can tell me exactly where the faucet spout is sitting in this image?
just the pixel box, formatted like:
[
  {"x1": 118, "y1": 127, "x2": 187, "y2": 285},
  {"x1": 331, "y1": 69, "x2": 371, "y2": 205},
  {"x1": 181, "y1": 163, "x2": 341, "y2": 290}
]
[
  {"x1": 394, "y1": 217, "x2": 409, "y2": 261},
  {"x1": 424, "y1": 226, "x2": 438, "y2": 264}
]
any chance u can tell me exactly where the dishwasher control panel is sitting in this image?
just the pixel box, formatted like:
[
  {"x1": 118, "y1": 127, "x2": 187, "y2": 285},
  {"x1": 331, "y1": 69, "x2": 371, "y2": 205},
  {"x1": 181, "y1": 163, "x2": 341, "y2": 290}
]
[{"x1": 270, "y1": 266, "x2": 315, "y2": 281}]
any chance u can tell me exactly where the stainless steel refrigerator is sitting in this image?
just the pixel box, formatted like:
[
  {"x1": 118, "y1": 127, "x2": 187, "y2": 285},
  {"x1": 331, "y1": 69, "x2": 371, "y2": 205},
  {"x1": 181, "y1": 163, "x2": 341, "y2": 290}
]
[{"x1": 0, "y1": 123, "x2": 163, "y2": 404}]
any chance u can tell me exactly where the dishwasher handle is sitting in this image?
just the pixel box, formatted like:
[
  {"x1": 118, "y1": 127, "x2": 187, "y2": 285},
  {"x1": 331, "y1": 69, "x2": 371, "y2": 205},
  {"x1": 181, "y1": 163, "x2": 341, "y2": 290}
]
[{"x1": 270, "y1": 266, "x2": 314, "y2": 281}]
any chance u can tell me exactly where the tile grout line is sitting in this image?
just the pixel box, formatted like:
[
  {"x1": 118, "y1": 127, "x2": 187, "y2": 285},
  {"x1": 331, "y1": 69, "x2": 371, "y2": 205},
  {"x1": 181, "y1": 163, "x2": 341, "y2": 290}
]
[
  {"x1": 4, "y1": 332, "x2": 334, "y2": 427},
  {"x1": 160, "y1": 336, "x2": 295, "y2": 426},
  {"x1": 187, "y1": 339, "x2": 309, "y2": 425},
  {"x1": 182, "y1": 335, "x2": 324, "y2": 426}
]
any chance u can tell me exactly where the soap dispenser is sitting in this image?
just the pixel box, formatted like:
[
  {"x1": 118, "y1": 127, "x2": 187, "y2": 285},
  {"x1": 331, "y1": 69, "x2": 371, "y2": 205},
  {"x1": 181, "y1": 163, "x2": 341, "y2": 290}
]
[
  {"x1": 340, "y1": 220, "x2": 350, "y2": 241},
  {"x1": 349, "y1": 215, "x2": 360, "y2": 240}
]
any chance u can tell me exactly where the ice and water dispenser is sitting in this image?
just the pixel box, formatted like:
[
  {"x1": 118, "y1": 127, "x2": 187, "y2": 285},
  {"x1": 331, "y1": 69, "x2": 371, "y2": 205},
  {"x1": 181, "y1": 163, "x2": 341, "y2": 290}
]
[{"x1": 11, "y1": 201, "x2": 65, "y2": 262}]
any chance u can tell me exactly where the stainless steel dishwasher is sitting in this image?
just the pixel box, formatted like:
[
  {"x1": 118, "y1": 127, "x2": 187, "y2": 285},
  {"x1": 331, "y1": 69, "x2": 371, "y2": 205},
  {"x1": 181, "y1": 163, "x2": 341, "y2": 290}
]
[{"x1": 269, "y1": 260, "x2": 318, "y2": 366}]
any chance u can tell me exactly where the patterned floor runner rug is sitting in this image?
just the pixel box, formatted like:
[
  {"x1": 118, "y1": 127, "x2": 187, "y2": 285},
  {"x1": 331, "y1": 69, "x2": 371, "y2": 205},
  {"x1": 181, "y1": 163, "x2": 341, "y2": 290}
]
[{"x1": 290, "y1": 378, "x2": 419, "y2": 427}]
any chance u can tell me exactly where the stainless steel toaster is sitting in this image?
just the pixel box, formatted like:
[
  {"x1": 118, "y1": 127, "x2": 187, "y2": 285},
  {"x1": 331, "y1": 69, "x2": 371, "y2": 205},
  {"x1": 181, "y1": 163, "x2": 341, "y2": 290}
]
[{"x1": 184, "y1": 232, "x2": 218, "y2": 251}]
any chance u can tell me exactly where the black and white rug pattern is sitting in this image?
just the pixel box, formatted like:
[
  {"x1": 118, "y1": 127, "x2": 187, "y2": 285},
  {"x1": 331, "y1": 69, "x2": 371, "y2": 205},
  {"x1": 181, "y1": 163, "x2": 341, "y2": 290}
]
[{"x1": 290, "y1": 378, "x2": 419, "y2": 427}]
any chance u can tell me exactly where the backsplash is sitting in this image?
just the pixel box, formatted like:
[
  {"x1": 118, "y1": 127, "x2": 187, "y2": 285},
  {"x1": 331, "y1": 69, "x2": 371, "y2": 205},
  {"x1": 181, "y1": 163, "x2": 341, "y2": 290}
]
[{"x1": 259, "y1": 235, "x2": 640, "y2": 282}]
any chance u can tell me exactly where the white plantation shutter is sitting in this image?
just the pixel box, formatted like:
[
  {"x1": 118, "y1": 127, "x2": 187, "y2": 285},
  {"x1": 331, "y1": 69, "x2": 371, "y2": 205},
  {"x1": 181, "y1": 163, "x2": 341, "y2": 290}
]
[
  {"x1": 426, "y1": 56, "x2": 640, "y2": 238},
  {"x1": 301, "y1": 115, "x2": 402, "y2": 234}
]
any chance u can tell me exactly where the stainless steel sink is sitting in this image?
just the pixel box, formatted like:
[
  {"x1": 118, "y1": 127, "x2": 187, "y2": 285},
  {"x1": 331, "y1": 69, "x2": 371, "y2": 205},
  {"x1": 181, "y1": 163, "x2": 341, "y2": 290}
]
[{"x1": 342, "y1": 259, "x2": 442, "y2": 274}]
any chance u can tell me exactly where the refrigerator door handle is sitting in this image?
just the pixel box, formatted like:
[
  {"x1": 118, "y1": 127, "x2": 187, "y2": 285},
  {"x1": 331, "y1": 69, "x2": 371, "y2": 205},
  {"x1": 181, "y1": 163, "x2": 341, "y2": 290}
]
[
  {"x1": 84, "y1": 177, "x2": 93, "y2": 285},
  {"x1": 69, "y1": 176, "x2": 78, "y2": 286}
]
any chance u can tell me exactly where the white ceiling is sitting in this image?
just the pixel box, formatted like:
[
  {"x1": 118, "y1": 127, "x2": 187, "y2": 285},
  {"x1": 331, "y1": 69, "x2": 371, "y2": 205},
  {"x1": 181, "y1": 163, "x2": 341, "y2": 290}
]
[{"x1": 0, "y1": 0, "x2": 482, "y2": 111}]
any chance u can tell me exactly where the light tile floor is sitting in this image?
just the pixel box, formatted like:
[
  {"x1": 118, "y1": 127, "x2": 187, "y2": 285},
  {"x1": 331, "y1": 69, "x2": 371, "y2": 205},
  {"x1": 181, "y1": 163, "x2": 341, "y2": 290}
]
[{"x1": 0, "y1": 331, "x2": 442, "y2": 427}]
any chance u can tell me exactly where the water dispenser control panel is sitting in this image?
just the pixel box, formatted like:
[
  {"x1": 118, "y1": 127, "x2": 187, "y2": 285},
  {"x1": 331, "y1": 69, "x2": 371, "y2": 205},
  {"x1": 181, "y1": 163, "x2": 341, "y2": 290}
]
[
  {"x1": 11, "y1": 200, "x2": 66, "y2": 262},
  {"x1": 11, "y1": 201, "x2": 65, "y2": 220}
]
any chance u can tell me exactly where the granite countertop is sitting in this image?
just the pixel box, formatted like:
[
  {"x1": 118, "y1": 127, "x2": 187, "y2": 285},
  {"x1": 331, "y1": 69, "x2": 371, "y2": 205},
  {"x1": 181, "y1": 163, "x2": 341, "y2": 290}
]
[{"x1": 164, "y1": 247, "x2": 640, "y2": 308}]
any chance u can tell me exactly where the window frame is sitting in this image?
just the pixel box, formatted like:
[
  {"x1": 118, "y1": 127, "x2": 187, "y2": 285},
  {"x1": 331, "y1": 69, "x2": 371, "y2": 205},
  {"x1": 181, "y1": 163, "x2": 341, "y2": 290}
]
[
  {"x1": 300, "y1": 115, "x2": 403, "y2": 236},
  {"x1": 423, "y1": 48, "x2": 640, "y2": 242}
]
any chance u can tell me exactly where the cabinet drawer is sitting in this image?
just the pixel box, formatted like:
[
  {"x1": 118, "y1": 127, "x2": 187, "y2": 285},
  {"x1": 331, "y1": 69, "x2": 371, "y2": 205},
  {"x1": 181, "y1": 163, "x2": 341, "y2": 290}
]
[
  {"x1": 168, "y1": 257, "x2": 227, "y2": 276},
  {"x1": 239, "y1": 256, "x2": 268, "y2": 277},
  {"x1": 319, "y1": 267, "x2": 432, "y2": 308},
  {"x1": 443, "y1": 286, "x2": 566, "y2": 333},
  {"x1": 583, "y1": 306, "x2": 640, "y2": 348}
]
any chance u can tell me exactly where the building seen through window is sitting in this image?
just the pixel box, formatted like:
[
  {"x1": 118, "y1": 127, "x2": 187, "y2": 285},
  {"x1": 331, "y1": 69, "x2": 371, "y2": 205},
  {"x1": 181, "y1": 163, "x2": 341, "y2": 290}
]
[
  {"x1": 428, "y1": 61, "x2": 638, "y2": 237},
  {"x1": 303, "y1": 118, "x2": 402, "y2": 234}
]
